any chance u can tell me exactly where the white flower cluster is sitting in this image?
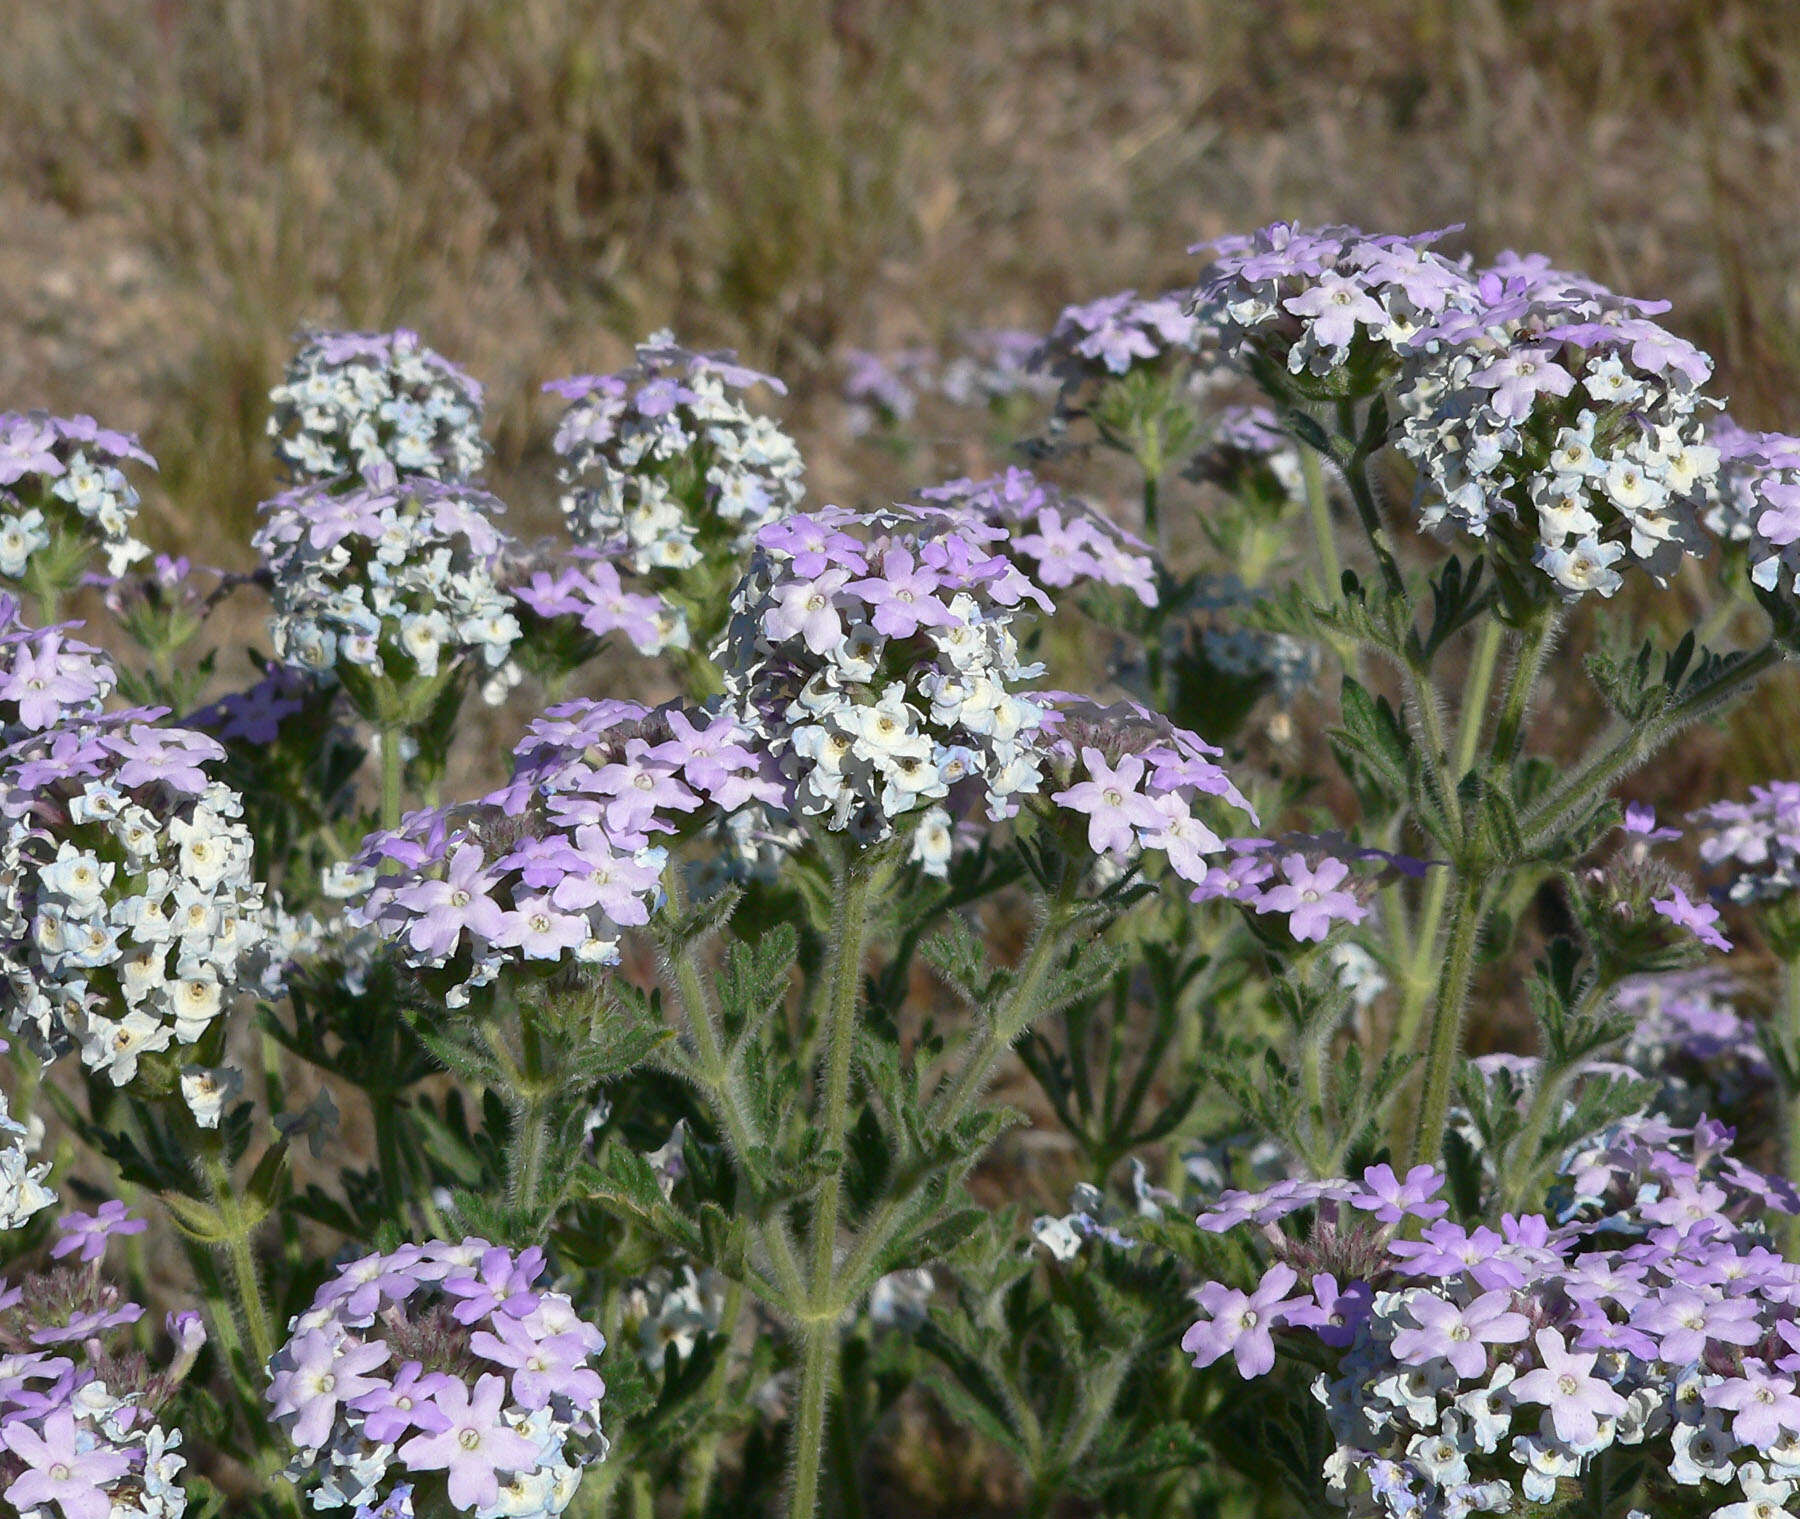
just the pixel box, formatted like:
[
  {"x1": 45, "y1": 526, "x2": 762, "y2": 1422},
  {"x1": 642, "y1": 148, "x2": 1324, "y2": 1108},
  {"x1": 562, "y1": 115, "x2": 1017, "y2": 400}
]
[
  {"x1": 0, "y1": 412, "x2": 154, "y2": 582},
  {"x1": 547, "y1": 331, "x2": 805, "y2": 576},
  {"x1": 268, "y1": 329, "x2": 488, "y2": 483},
  {"x1": 1395, "y1": 286, "x2": 1720, "y2": 600},
  {"x1": 0, "y1": 722, "x2": 269, "y2": 1126},
  {"x1": 624, "y1": 1265, "x2": 727, "y2": 1372},
  {"x1": 720, "y1": 506, "x2": 1052, "y2": 847},
  {"x1": 0, "y1": 1081, "x2": 51, "y2": 1232},
  {"x1": 254, "y1": 469, "x2": 520, "y2": 702}
]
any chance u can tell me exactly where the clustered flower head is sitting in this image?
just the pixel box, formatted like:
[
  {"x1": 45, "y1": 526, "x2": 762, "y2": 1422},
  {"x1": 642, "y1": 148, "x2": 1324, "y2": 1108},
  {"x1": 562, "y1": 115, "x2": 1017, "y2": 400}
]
[
  {"x1": 914, "y1": 468, "x2": 1159, "y2": 605},
  {"x1": 840, "y1": 331, "x2": 1054, "y2": 434},
  {"x1": 1395, "y1": 269, "x2": 1720, "y2": 601},
  {"x1": 1690, "y1": 781, "x2": 1800, "y2": 904},
  {"x1": 547, "y1": 331, "x2": 805, "y2": 576},
  {"x1": 0, "y1": 412, "x2": 154, "y2": 583},
  {"x1": 1038, "y1": 696, "x2": 1256, "y2": 892},
  {"x1": 1186, "y1": 1124, "x2": 1800, "y2": 1519},
  {"x1": 254, "y1": 467, "x2": 520, "y2": 702},
  {"x1": 0, "y1": 597, "x2": 117, "y2": 745},
  {"x1": 1188, "y1": 404, "x2": 1308, "y2": 508},
  {"x1": 0, "y1": 1240, "x2": 202, "y2": 1519},
  {"x1": 1616, "y1": 969, "x2": 1770, "y2": 1117},
  {"x1": 510, "y1": 556, "x2": 690, "y2": 662},
  {"x1": 0, "y1": 715, "x2": 270, "y2": 1124},
  {"x1": 348, "y1": 698, "x2": 778, "y2": 1006},
  {"x1": 1035, "y1": 289, "x2": 1211, "y2": 385},
  {"x1": 1189, "y1": 833, "x2": 1413, "y2": 943},
  {"x1": 1703, "y1": 417, "x2": 1800, "y2": 548},
  {"x1": 268, "y1": 328, "x2": 488, "y2": 483},
  {"x1": 720, "y1": 504, "x2": 1055, "y2": 850},
  {"x1": 0, "y1": 1064, "x2": 52, "y2": 1231},
  {"x1": 267, "y1": 1239, "x2": 606, "y2": 1517},
  {"x1": 1197, "y1": 223, "x2": 1475, "y2": 394}
]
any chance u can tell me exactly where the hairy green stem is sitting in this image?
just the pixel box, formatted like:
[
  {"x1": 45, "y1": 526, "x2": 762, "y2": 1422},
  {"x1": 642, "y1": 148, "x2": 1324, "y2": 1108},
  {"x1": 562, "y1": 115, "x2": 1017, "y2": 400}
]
[
  {"x1": 199, "y1": 1152, "x2": 277, "y2": 1368},
  {"x1": 786, "y1": 860, "x2": 875, "y2": 1519},
  {"x1": 786, "y1": 1325, "x2": 838, "y2": 1519},
  {"x1": 1336, "y1": 412, "x2": 1409, "y2": 604},
  {"x1": 1404, "y1": 875, "x2": 1487, "y2": 1169},
  {"x1": 1783, "y1": 958, "x2": 1800, "y2": 1255},
  {"x1": 1488, "y1": 607, "x2": 1560, "y2": 769},
  {"x1": 378, "y1": 724, "x2": 406, "y2": 831},
  {"x1": 1454, "y1": 620, "x2": 1506, "y2": 779},
  {"x1": 1519, "y1": 640, "x2": 1785, "y2": 853},
  {"x1": 1300, "y1": 445, "x2": 1342, "y2": 598},
  {"x1": 683, "y1": 1279, "x2": 746, "y2": 1519}
]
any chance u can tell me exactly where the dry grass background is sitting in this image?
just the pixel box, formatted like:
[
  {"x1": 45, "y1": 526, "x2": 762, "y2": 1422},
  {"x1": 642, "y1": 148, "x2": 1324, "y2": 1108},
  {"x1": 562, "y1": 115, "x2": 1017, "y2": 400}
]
[{"x1": 6, "y1": 0, "x2": 1800, "y2": 536}]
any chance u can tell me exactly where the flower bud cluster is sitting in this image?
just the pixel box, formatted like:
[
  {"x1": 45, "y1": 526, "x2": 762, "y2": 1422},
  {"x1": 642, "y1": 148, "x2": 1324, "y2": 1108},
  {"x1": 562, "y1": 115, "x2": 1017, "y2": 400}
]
[
  {"x1": 547, "y1": 332, "x2": 805, "y2": 575},
  {"x1": 1395, "y1": 275, "x2": 1719, "y2": 600},
  {"x1": 1198, "y1": 223, "x2": 1474, "y2": 389},
  {"x1": 1186, "y1": 1126, "x2": 1800, "y2": 1519},
  {"x1": 0, "y1": 717, "x2": 269, "y2": 1122},
  {"x1": 267, "y1": 1239, "x2": 606, "y2": 1517},
  {"x1": 914, "y1": 469, "x2": 1158, "y2": 605},
  {"x1": 348, "y1": 699, "x2": 777, "y2": 1005},
  {"x1": 0, "y1": 412, "x2": 153, "y2": 582},
  {"x1": 255, "y1": 468, "x2": 520, "y2": 698},
  {"x1": 721, "y1": 506, "x2": 1053, "y2": 845},
  {"x1": 0, "y1": 1244, "x2": 201, "y2": 1519},
  {"x1": 269, "y1": 329, "x2": 488, "y2": 483}
]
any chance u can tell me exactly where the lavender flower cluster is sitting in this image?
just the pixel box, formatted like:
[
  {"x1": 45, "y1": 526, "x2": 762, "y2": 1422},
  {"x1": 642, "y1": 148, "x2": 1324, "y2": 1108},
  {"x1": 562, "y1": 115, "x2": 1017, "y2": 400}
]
[
  {"x1": 840, "y1": 329, "x2": 1055, "y2": 432},
  {"x1": 254, "y1": 468, "x2": 520, "y2": 702},
  {"x1": 1035, "y1": 290, "x2": 1210, "y2": 386},
  {"x1": 348, "y1": 699, "x2": 777, "y2": 1005},
  {"x1": 510, "y1": 557, "x2": 690, "y2": 661},
  {"x1": 268, "y1": 329, "x2": 489, "y2": 483},
  {"x1": 1198, "y1": 223, "x2": 1474, "y2": 388},
  {"x1": 914, "y1": 469, "x2": 1159, "y2": 606},
  {"x1": 1186, "y1": 1124, "x2": 1800, "y2": 1518},
  {"x1": 1394, "y1": 270, "x2": 1720, "y2": 600},
  {"x1": 0, "y1": 412, "x2": 154, "y2": 584},
  {"x1": 267, "y1": 1239, "x2": 606, "y2": 1517},
  {"x1": 548, "y1": 332, "x2": 805, "y2": 576},
  {"x1": 0, "y1": 1212, "x2": 202, "y2": 1519},
  {"x1": 1691, "y1": 782, "x2": 1800, "y2": 904}
]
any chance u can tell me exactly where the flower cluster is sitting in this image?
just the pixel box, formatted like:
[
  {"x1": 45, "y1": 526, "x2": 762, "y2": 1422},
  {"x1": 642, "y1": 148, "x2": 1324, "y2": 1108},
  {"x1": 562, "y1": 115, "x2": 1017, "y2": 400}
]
[
  {"x1": 622, "y1": 1265, "x2": 727, "y2": 1373},
  {"x1": 511, "y1": 557, "x2": 689, "y2": 664},
  {"x1": 1690, "y1": 781, "x2": 1800, "y2": 903},
  {"x1": 348, "y1": 698, "x2": 776, "y2": 1005},
  {"x1": 0, "y1": 718, "x2": 270, "y2": 1122},
  {"x1": 1187, "y1": 404, "x2": 1308, "y2": 508},
  {"x1": 1186, "y1": 1127, "x2": 1800, "y2": 1518},
  {"x1": 0, "y1": 412, "x2": 153, "y2": 584},
  {"x1": 720, "y1": 505, "x2": 1054, "y2": 846},
  {"x1": 840, "y1": 330, "x2": 1053, "y2": 433},
  {"x1": 0, "y1": 1246, "x2": 201, "y2": 1519},
  {"x1": 1036, "y1": 289, "x2": 1210, "y2": 385},
  {"x1": 1188, "y1": 834, "x2": 1412, "y2": 943},
  {"x1": 268, "y1": 329, "x2": 488, "y2": 483},
  {"x1": 0, "y1": 1068, "x2": 52, "y2": 1231},
  {"x1": 1198, "y1": 223, "x2": 1474, "y2": 390},
  {"x1": 547, "y1": 332, "x2": 805, "y2": 576},
  {"x1": 914, "y1": 469, "x2": 1158, "y2": 604},
  {"x1": 254, "y1": 469, "x2": 519, "y2": 702},
  {"x1": 1704, "y1": 417, "x2": 1800, "y2": 548},
  {"x1": 1395, "y1": 275, "x2": 1719, "y2": 600},
  {"x1": 267, "y1": 1239, "x2": 606, "y2": 1517},
  {"x1": 1616, "y1": 970, "x2": 1770, "y2": 1117},
  {"x1": 1038, "y1": 697, "x2": 1255, "y2": 891},
  {"x1": 0, "y1": 598, "x2": 117, "y2": 746}
]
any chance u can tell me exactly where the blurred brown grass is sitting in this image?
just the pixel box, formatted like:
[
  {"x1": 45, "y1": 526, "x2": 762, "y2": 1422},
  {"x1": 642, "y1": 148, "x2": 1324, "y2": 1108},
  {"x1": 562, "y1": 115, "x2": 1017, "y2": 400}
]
[{"x1": 5, "y1": 0, "x2": 1800, "y2": 532}]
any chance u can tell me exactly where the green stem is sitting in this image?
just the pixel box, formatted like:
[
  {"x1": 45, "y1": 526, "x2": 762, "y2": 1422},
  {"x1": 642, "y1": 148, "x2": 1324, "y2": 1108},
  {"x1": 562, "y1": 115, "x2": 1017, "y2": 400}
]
[
  {"x1": 1336, "y1": 414, "x2": 1409, "y2": 605},
  {"x1": 1488, "y1": 607, "x2": 1559, "y2": 769},
  {"x1": 1519, "y1": 640, "x2": 1785, "y2": 853},
  {"x1": 373, "y1": 1096, "x2": 406, "y2": 1212},
  {"x1": 683, "y1": 1280, "x2": 746, "y2": 1519},
  {"x1": 379, "y1": 724, "x2": 406, "y2": 831},
  {"x1": 199, "y1": 1152, "x2": 277, "y2": 1368},
  {"x1": 809, "y1": 862, "x2": 875, "y2": 1296},
  {"x1": 786, "y1": 1326, "x2": 837, "y2": 1519},
  {"x1": 1300, "y1": 444, "x2": 1342, "y2": 598},
  {"x1": 1453, "y1": 619, "x2": 1506, "y2": 779},
  {"x1": 508, "y1": 1089, "x2": 553, "y2": 1221},
  {"x1": 1403, "y1": 874, "x2": 1487, "y2": 1169},
  {"x1": 1142, "y1": 472, "x2": 1161, "y2": 550},
  {"x1": 1782, "y1": 957, "x2": 1800, "y2": 1254}
]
